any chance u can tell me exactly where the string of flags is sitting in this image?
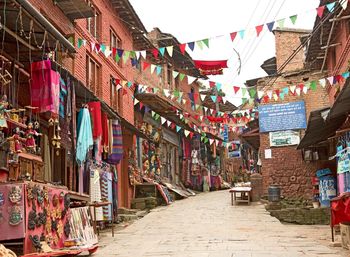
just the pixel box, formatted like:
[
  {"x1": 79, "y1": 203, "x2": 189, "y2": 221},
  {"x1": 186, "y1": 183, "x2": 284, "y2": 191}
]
[{"x1": 76, "y1": 0, "x2": 346, "y2": 65}]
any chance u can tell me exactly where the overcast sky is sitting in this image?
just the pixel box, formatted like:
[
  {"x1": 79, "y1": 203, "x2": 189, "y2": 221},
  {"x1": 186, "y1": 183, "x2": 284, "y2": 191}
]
[{"x1": 129, "y1": 0, "x2": 319, "y2": 106}]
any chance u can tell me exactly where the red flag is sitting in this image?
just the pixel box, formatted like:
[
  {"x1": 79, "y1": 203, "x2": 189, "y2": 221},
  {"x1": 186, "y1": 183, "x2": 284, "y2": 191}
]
[
  {"x1": 335, "y1": 75, "x2": 343, "y2": 83},
  {"x1": 143, "y1": 62, "x2": 151, "y2": 71},
  {"x1": 179, "y1": 43, "x2": 186, "y2": 54},
  {"x1": 298, "y1": 83, "x2": 304, "y2": 91},
  {"x1": 139, "y1": 102, "x2": 143, "y2": 110},
  {"x1": 112, "y1": 47, "x2": 117, "y2": 57},
  {"x1": 255, "y1": 25, "x2": 264, "y2": 37},
  {"x1": 217, "y1": 96, "x2": 222, "y2": 103},
  {"x1": 230, "y1": 32, "x2": 237, "y2": 42},
  {"x1": 189, "y1": 132, "x2": 194, "y2": 139},
  {"x1": 209, "y1": 81, "x2": 216, "y2": 88},
  {"x1": 263, "y1": 95, "x2": 269, "y2": 103},
  {"x1": 171, "y1": 123, "x2": 176, "y2": 129},
  {"x1": 274, "y1": 89, "x2": 280, "y2": 96},
  {"x1": 115, "y1": 78, "x2": 121, "y2": 86},
  {"x1": 152, "y1": 48, "x2": 159, "y2": 58},
  {"x1": 95, "y1": 43, "x2": 101, "y2": 52},
  {"x1": 233, "y1": 86, "x2": 240, "y2": 94},
  {"x1": 317, "y1": 6, "x2": 325, "y2": 18}
]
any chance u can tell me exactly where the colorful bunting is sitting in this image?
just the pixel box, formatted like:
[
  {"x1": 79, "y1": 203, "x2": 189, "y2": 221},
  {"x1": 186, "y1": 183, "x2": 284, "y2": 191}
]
[
  {"x1": 230, "y1": 32, "x2": 237, "y2": 42},
  {"x1": 238, "y1": 30, "x2": 245, "y2": 39},
  {"x1": 277, "y1": 18, "x2": 285, "y2": 28},
  {"x1": 289, "y1": 15, "x2": 298, "y2": 25},
  {"x1": 159, "y1": 47, "x2": 165, "y2": 56},
  {"x1": 187, "y1": 42, "x2": 195, "y2": 51},
  {"x1": 179, "y1": 43, "x2": 186, "y2": 54},
  {"x1": 326, "y1": 2, "x2": 336, "y2": 12},
  {"x1": 202, "y1": 38, "x2": 210, "y2": 48},
  {"x1": 266, "y1": 21, "x2": 275, "y2": 32},
  {"x1": 166, "y1": 46, "x2": 174, "y2": 57},
  {"x1": 255, "y1": 25, "x2": 264, "y2": 37},
  {"x1": 317, "y1": 6, "x2": 325, "y2": 18}
]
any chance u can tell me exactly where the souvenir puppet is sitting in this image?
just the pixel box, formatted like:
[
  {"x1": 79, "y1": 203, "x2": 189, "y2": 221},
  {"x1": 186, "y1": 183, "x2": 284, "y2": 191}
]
[
  {"x1": 0, "y1": 95, "x2": 9, "y2": 129},
  {"x1": 7, "y1": 127, "x2": 25, "y2": 153},
  {"x1": 25, "y1": 122, "x2": 41, "y2": 153},
  {"x1": 140, "y1": 122, "x2": 147, "y2": 134}
]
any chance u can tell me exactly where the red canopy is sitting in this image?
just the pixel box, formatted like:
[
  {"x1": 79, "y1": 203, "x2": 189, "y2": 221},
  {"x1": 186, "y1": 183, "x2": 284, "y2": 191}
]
[{"x1": 194, "y1": 60, "x2": 228, "y2": 75}]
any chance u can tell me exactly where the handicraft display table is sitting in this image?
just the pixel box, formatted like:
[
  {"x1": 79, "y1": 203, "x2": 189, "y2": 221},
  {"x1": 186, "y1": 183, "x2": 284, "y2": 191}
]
[
  {"x1": 89, "y1": 201, "x2": 114, "y2": 237},
  {"x1": 229, "y1": 187, "x2": 252, "y2": 205}
]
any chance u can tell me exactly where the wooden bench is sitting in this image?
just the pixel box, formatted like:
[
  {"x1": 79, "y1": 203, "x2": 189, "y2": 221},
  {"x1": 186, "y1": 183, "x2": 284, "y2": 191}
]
[{"x1": 229, "y1": 187, "x2": 252, "y2": 205}]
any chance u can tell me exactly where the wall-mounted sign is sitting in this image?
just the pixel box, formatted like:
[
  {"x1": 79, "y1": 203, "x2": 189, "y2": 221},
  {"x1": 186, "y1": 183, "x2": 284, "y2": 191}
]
[
  {"x1": 228, "y1": 140, "x2": 240, "y2": 158},
  {"x1": 259, "y1": 101, "x2": 307, "y2": 132},
  {"x1": 269, "y1": 130, "x2": 300, "y2": 147}
]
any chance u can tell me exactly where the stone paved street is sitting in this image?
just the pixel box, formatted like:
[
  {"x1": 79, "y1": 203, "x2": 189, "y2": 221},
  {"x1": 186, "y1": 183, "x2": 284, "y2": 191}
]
[{"x1": 96, "y1": 190, "x2": 348, "y2": 257}]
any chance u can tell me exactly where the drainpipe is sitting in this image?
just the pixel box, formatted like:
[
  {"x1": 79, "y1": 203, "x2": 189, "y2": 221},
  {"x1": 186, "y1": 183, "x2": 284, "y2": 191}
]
[{"x1": 15, "y1": 0, "x2": 76, "y2": 54}]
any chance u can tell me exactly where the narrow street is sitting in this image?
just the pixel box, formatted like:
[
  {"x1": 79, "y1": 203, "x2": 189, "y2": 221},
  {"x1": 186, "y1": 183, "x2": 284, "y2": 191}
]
[{"x1": 96, "y1": 191, "x2": 346, "y2": 257}]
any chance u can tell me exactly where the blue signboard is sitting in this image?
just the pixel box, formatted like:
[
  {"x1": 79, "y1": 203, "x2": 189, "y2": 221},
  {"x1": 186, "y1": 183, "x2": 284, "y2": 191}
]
[{"x1": 259, "y1": 101, "x2": 307, "y2": 132}]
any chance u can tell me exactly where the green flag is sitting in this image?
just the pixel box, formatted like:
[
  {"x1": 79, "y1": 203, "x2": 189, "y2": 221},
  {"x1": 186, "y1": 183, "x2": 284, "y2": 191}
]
[
  {"x1": 202, "y1": 38, "x2": 209, "y2": 48},
  {"x1": 290, "y1": 15, "x2": 298, "y2": 25}
]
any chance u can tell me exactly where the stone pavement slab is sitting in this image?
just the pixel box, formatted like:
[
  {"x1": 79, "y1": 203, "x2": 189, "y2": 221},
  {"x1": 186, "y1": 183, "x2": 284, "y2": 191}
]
[{"x1": 96, "y1": 190, "x2": 348, "y2": 257}]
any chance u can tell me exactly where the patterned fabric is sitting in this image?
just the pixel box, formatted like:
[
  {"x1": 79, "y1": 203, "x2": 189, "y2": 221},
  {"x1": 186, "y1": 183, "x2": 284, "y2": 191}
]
[
  {"x1": 101, "y1": 171, "x2": 113, "y2": 220},
  {"x1": 90, "y1": 169, "x2": 103, "y2": 221},
  {"x1": 107, "y1": 121, "x2": 123, "y2": 164},
  {"x1": 59, "y1": 77, "x2": 67, "y2": 118}
]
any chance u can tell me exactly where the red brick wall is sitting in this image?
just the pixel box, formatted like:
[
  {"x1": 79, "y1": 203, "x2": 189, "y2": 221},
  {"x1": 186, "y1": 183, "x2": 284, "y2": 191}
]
[
  {"x1": 257, "y1": 73, "x2": 330, "y2": 199},
  {"x1": 274, "y1": 29, "x2": 309, "y2": 73}
]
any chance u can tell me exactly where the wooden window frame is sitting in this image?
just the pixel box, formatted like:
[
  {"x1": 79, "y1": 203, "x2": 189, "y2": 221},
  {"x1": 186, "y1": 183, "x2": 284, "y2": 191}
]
[
  {"x1": 87, "y1": 9, "x2": 101, "y2": 40},
  {"x1": 86, "y1": 55, "x2": 101, "y2": 97}
]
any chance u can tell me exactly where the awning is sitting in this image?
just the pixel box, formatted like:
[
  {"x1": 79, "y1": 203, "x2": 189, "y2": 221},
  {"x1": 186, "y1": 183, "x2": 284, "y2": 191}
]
[
  {"x1": 298, "y1": 77, "x2": 350, "y2": 149},
  {"x1": 55, "y1": 0, "x2": 95, "y2": 20},
  {"x1": 297, "y1": 107, "x2": 346, "y2": 149},
  {"x1": 0, "y1": 0, "x2": 76, "y2": 57},
  {"x1": 135, "y1": 92, "x2": 201, "y2": 131},
  {"x1": 194, "y1": 60, "x2": 228, "y2": 75}
]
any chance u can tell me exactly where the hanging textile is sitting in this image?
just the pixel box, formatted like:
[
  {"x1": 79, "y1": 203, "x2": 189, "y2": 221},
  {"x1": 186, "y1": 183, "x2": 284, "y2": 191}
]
[
  {"x1": 101, "y1": 113, "x2": 109, "y2": 155},
  {"x1": 101, "y1": 171, "x2": 113, "y2": 220},
  {"x1": 90, "y1": 169, "x2": 103, "y2": 221},
  {"x1": 76, "y1": 108, "x2": 93, "y2": 165},
  {"x1": 193, "y1": 60, "x2": 228, "y2": 75},
  {"x1": 59, "y1": 77, "x2": 67, "y2": 118},
  {"x1": 30, "y1": 60, "x2": 60, "y2": 114},
  {"x1": 88, "y1": 101, "x2": 103, "y2": 139},
  {"x1": 107, "y1": 120, "x2": 123, "y2": 164}
]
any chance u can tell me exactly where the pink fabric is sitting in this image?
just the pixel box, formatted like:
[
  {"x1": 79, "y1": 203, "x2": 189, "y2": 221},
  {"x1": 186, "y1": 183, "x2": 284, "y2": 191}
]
[
  {"x1": 30, "y1": 60, "x2": 60, "y2": 114},
  {"x1": 338, "y1": 173, "x2": 345, "y2": 194}
]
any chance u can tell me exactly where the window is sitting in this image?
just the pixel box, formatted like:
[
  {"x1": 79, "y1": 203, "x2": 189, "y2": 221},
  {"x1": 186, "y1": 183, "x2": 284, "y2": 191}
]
[
  {"x1": 87, "y1": 10, "x2": 100, "y2": 39},
  {"x1": 86, "y1": 55, "x2": 101, "y2": 97},
  {"x1": 110, "y1": 29, "x2": 122, "y2": 66},
  {"x1": 110, "y1": 76, "x2": 121, "y2": 112},
  {"x1": 167, "y1": 64, "x2": 172, "y2": 88}
]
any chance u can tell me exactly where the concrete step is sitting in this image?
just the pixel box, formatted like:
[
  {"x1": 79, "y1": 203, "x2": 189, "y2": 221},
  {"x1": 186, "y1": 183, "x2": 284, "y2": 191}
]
[
  {"x1": 136, "y1": 210, "x2": 149, "y2": 218},
  {"x1": 117, "y1": 214, "x2": 138, "y2": 223},
  {"x1": 118, "y1": 207, "x2": 138, "y2": 215}
]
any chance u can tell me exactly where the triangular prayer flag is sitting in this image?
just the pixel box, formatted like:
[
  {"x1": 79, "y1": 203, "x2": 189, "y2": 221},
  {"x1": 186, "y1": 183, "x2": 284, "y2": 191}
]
[
  {"x1": 200, "y1": 94, "x2": 206, "y2": 101},
  {"x1": 211, "y1": 95, "x2": 217, "y2": 102},
  {"x1": 209, "y1": 139, "x2": 214, "y2": 145},
  {"x1": 156, "y1": 66, "x2": 162, "y2": 75},
  {"x1": 310, "y1": 81, "x2": 317, "y2": 90},
  {"x1": 135, "y1": 51, "x2": 141, "y2": 60},
  {"x1": 159, "y1": 47, "x2": 165, "y2": 56},
  {"x1": 161, "y1": 117, "x2": 166, "y2": 125},
  {"x1": 249, "y1": 89, "x2": 257, "y2": 98},
  {"x1": 188, "y1": 42, "x2": 195, "y2": 51},
  {"x1": 290, "y1": 85, "x2": 296, "y2": 93},
  {"x1": 95, "y1": 43, "x2": 101, "y2": 52},
  {"x1": 117, "y1": 49, "x2": 124, "y2": 58},
  {"x1": 104, "y1": 46, "x2": 112, "y2": 58},
  {"x1": 166, "y1": 46, "x2": 173, "y2": 57},
  {"x1": 179, "y1": 43, "x2": 186, "y2": 54},
  {"x1": 267, "y1": 90, "x2": 273, "y2": 99},
  {"x1": 341, "y1": 0, "x2": 348, "y2": 10},
  {"x1": 242, "y1": 88, "x2": 247, "y2": 97},
  {"x1": 152, "y1": 48, "x2": 159, "y2": 58},
  {"x1": 179, "y1": 73, "x2": 185, "y2": 81},
  {"x1": 302, "y1": 85, "x2": 308, "y2": 94},
  {"x1": 273, "y1": 94, "x2": 279, "y2": 101},
  {"x1": 78, "y1": 38, "x2": 84, "y2": 48},
  {"x1": 257, "y1": 91, "x2": 264, "y2": 99},
  {"x1": 296, "y1": 88, "x2": 301, "y2": 96},
  {"x1": 326, "y1": 2, "x2": 336, "y2": 12},
  {"x1": 266, "y1": 21, "x2": 275, "y2": 32},
  {"x1": 255, "y1": 25, "x2": 264, "y2": 37},
  {"x1": 143, "y1": 62, "x2": 150, "y2": 71},
  {"x1": 327, "y1": 76, "x2": 335, "y2": 85},
  {"x1": 319, "y1": 78, "x2": 326, "y2": 88},
  {"x1": 280, "y1": 93, "x2": 285, "y2": 100},
  {"x1": 172, "y1": 71, "x2": 179, "y2": 79},
  {"x1": 342, "y1": 72, "x2": 350, "y2": 79},
  {"x1": 277, "y1": 18, "x2": 285, "y2": 28},
  {"x1": 202, "y1": 38, "x2": 209, "y2": 48},
  {"x1": 187, "y1": 76, "x2": 197, "y2": 84},
  {"x1": 134, "y1": 98, "x2": 139, "y2": 105},
  {"x1": 91, "y1": 42, "x2": 95, "y2": 52},
  {"x1": 290, "y1": 15, "x2": 298, "y2": 25},
  {"x1": 150, "y1": 64, "x2": 156, "y2": 74},
  {"x1": 238, "y1": 30, "x2": 245, "y2": 39},
  {"x1": 100, "y1": 44, "x2": 106, "y2": 54},
  {"x1": 317, "y1": 6, "x2": 325, "y2": 18},
  {"x1": 140, "y1": 50, "x2": 147, "y2": 59},
  {"x1": 184, "y1": 130, "x2": 190, "y2": 137},
  {"x1": 167, "y1": 120, "x2": 172, "y2": 127},
  {"x1": 123, "y1": 51, "x2": 130, "y2": 64},
  {"x1": 196, "y1": 40, "x2": 203, "y2": 50},
  {"x1": 233, "y1": 86, "x2": 240, "y2": 94},
  {"x1": 230, "y1": 32, "x2": 237, "y2": 42},
  {"x1": 216, "y1": 83, "x2": 222, "y2": 91}
]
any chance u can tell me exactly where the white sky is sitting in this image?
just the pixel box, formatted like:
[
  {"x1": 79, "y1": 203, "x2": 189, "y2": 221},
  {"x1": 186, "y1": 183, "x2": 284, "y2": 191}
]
[{"x1": 129, "y1": 0, "x2": 319, "y2": 106}]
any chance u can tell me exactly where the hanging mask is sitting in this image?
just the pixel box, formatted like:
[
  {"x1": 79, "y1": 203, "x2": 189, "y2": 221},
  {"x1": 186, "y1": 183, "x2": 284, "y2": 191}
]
[
  {"x1": 28, "y1": 209, "x2": 37, "y2": 230},
  {"x1": 9, "y1": 186, "x2": 22, "y2": 204},
  {"x1": 9, "y1": 206, "x2": 23, "y2": 225},
  {"x1": 43, "y1": 186, "x2": 49, "y2": 203},
  {"x1": 27, "y1": 184, "x2": 34, "y2": 203},
  {"x1": 52, "y1": 194, "x2": 59, "y2": 207},
  {"x1": 64, "y1": 221, "x2": 70, "y2": 237},
  {"x1": 29, "y1": 235, "x2": 42, "y2": 252},
  {"x1": 0, "y1": 192, "x2": 5, "y2": 206},
  {"x1": 37, "y1": 188, "x2": 44, "y2": 205}
]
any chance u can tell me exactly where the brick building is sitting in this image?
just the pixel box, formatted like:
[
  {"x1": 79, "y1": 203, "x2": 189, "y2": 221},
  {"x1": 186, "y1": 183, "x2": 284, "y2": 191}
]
[{"x1": 247, "y1": 28, "x2": 331, "y2": 199}]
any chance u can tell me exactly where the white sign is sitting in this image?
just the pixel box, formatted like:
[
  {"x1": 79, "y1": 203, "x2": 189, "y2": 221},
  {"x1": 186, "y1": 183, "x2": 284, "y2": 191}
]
[
  {"x1": 265, "y1": 149, "x2": 272, "y2": 159},
  {"x1": 269, "y1": 130, "x2": 300, "y2": 147}
]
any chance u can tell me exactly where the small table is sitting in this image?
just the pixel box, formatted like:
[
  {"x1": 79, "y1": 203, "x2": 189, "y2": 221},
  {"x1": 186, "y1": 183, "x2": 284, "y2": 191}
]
[
  {"x1": 229, "y1": 187, "x2": 252, "y2": 205},
  {"x1": 89, "y1": 202, "x2": 114, "y2": 237}
]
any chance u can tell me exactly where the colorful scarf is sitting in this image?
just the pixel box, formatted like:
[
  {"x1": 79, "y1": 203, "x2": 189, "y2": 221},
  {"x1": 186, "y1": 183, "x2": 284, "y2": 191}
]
[{"x1": 107, "y1": 120, "x2": 123, "y2": 164}]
